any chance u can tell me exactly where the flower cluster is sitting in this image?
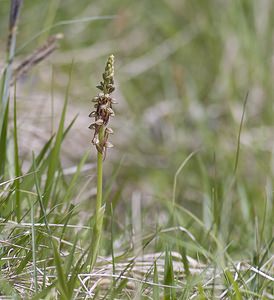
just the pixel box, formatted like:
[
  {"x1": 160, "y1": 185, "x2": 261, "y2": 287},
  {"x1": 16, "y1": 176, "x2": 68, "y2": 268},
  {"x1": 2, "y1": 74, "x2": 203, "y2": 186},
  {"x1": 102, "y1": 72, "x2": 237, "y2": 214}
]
[{"x1": 89, "y1": 55, "x2": 117, "y2": 156}]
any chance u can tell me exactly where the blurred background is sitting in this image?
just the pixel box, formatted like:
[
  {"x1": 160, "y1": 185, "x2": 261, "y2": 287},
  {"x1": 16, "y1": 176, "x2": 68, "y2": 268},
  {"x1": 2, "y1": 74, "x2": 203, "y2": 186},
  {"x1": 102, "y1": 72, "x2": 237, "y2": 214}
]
[{"x1": 1, "y1": 0, "x2": 274, "y2": 244}]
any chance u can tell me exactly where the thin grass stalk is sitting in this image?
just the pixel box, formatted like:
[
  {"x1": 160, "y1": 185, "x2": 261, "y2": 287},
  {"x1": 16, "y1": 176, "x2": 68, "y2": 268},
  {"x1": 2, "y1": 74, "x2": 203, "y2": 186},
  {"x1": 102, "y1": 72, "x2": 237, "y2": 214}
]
[
  {"x1": 171, "y1": 151, "x2": 198, "y2": 222},
  {"x1": 30, "y1": 198, "x2": 38, "y2": 293},
  {"x1": 13, "y1": 85, "x2": 21, "y2": 221}
]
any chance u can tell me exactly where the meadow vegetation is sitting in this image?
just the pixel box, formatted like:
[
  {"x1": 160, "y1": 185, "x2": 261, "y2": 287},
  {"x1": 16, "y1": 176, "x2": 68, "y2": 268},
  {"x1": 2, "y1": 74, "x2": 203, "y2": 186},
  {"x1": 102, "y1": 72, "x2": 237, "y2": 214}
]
[{"x1": 0, "y1": 0, "x2": 273, "y2": 298}]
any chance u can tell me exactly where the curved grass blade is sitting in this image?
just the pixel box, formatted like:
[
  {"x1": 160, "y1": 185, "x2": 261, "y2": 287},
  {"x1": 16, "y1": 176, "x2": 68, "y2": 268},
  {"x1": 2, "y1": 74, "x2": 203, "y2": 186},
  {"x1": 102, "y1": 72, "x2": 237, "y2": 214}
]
[{"x1": 43, "y1": 62, "x2": 73, "y2": 208}]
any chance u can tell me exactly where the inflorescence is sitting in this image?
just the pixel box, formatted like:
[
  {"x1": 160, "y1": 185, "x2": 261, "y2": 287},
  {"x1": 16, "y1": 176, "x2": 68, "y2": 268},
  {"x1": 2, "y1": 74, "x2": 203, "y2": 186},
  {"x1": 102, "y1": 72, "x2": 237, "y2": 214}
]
[{"x1": 89, "y1": 55, "x2": 117, "y2": 156}]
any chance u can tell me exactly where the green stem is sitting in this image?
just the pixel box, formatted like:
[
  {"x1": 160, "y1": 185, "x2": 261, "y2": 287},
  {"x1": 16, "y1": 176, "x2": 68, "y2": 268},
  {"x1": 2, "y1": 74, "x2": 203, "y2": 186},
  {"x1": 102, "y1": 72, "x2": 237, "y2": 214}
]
[
  {"x1": 90, "y1": 126, "x2": 104, "y2": 269},
  {"x1": 96, "y1": 127, "x2": 104, "y2": 216}
]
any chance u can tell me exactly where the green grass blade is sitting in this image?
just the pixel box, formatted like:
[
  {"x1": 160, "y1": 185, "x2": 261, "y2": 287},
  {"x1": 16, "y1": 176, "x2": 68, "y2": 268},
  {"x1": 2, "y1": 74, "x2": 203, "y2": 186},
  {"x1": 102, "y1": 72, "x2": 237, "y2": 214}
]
[
  {"x1": 13, "y1": 86, "x2": 21, "y2": 221},
  {"x1": 172, "y1": 151, "x2": 198, "y2": 208},
  {"x1": 234, "y1": 92, "x2": 248, "y2": 174},
  {"x1": 225, "y1": 270, "x2": 243, "y2": 300},
  {"x1": 30, "y1": 282, "x2": 56, "y2": 300},
  {"x1": 20, "y1": 115, "x2": 77, "y2": 202},
  {"x1": 197, "y1": 284, "x2": 207, "y2": 300},
  {"x1": 180, "y1": 246, "x2": 190, "y2": 278},
  {"x1": 52, "y1": 240, "x2": 70, "y2": 299},
  {"x1": 65, "y1": 234, "x2": 78, "y2": 277},
  {"x1": 30, "y1": 198, "x2": 38, "y2": 293},
  {"x1": 16, "y1": 152, "x2": 53, "y2": 275},
  {"x1": 16, "y1": 134, "x2": 55, "y2": 203},
  {"x1": 0, "y1": 100, "x2": 9, "y2": 179},
  {"x1": 43, "y1": 62, "x2": 73, "y2": 207},
  {"x1": 110, "y1": 203, "x2": 116, "y2": 289},
  {"x1": 153, "y1": 261, "x2": 160, "y2": 300},
  {"x1": 63, "y1": 151, "x2": 89, "y2": 203},
  {"x1": 17, "y1": 16, "x2": 115, "y2": 54},
  {"x1": 88, "y1": 203, "x2": 105, "y2": 269},
  {"x1": 164, "y1": 249, "x2": 175, "y2": 300},
  {"x1": 32, "y1": 152, "x2": 51, "y2": 233},
  {"x1": 0, "y1": 273, "x2": 19, "y2": 298},
  {"x1": 59, "y1": 204, "x2": 76, "y2": 248}
]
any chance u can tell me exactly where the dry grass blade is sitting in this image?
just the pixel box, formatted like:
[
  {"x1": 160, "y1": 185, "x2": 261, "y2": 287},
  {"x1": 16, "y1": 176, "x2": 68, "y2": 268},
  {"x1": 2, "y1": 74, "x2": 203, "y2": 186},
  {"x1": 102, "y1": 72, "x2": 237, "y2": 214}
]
[{"x1": 11, "y1": 33, "x2": 63, "y2": 86}]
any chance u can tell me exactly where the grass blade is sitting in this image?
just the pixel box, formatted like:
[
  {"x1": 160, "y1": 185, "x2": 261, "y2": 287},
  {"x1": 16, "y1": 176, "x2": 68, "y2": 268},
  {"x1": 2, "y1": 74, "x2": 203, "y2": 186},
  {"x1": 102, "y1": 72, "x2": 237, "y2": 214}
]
[
  {"x1": 63, "y1": 151, "x2": 89, "y2": 203},
  {"x1": 0, "y1": 101, "x2": 9, "y2": 179},
  {"x1": 234, "y1": 92, "x2": 248, "y2": 174},
  {"x1": 52, "y1": 240, "x2": 70, "y2": 299},
  {"x1": 30, "y1": 198, "x2": 38, "y2": 293},
  {"x1": 30, "y1": 282, "x2": 56, "y2": 300},
  {"x1": 13, "y1": 85, "x2": 21, "y2": 221},
  {"x1": 153, "y1": 261, "x2": 160, "y2": 300},
  {"x1": 164, "y1": 249, "x2": 175, "y2": 300},
  {"x1": 43, "y1": 62, "x2": 73, "y2": 207}
]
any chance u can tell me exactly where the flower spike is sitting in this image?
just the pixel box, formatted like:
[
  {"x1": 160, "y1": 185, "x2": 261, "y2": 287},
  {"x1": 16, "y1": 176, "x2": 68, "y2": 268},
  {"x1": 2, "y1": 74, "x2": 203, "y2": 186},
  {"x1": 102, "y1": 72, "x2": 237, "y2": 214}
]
[{"x1": 89, "y1": 55, "x2": 116, "y2": 157}]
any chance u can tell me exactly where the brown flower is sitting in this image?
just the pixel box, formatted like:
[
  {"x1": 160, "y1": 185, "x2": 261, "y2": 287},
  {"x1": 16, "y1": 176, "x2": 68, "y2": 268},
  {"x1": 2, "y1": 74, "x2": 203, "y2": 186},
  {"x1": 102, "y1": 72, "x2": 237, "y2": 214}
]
[{"x1": 89, "y1": 55, "x2": 116, "y2": 156}]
